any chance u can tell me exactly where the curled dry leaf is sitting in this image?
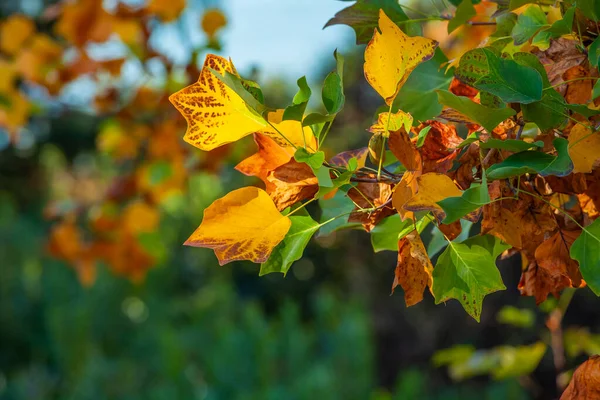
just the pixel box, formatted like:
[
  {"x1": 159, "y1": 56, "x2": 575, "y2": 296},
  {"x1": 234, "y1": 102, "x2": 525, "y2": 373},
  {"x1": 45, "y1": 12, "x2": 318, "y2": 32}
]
[
  {"x1": 418, "y1": 121, "x2": 463, "y2": 174},
  {"x1": 560, "y1": 356, "x2": 600, "y2": 400},
  {"x1": 364, "y1": 10, "x2": 438, "y2": 105},
  {"x1": 267, "y1": 159, "x2": 319, "y2": 211},
  {"x1": 534, "y1": 229, "x2": 583, "y2": 287},
  {"x1": 185, "y1": 187, "x2": 291, "y2": 265},
  {"x1": 329, "y1": 147, "x2": 369, "y2": 169},
  {"x1": 388, "y1": 127, "x2": 422, "y2": 172},
  {"x1": 392, "y1": 230, "x2": 434, "y2": 307},
  {"x1": 348, "y1": 179, "x2": 395, "y2": 231},
  {"x1": 518, "y1": 256, "x2": 572, "y2": 305},
  {"x1": 533, "y1": 38, "x2": 586, "y2": 93}
]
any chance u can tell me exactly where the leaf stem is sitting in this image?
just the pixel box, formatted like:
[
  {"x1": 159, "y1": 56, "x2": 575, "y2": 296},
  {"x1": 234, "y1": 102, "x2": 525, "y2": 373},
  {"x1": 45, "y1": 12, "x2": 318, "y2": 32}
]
[{"x1": 544, "y1": 77, "x2": 600, "y2": 91}]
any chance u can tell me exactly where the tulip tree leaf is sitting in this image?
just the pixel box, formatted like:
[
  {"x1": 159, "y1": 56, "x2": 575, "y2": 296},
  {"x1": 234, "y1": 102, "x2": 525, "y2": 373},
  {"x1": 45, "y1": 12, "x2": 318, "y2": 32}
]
[
  {"x1": 437, "y1": 90, "x2": 516, "y2": 133},
  {"x1": 260, "y1": 216, "x2": 320, "y2": 276},
  {"x1": 432, "y1": 235, "x2": 510, "y2": 322},
  {"x1": 486, "y1": 137, "x2": 573, "y2": 180},
  {"x1": 323, "y1": 0, "x2": 419, "y2": 44},
  {"x1": 438, "y1": 170, "x2": 491, "y2": 224}
]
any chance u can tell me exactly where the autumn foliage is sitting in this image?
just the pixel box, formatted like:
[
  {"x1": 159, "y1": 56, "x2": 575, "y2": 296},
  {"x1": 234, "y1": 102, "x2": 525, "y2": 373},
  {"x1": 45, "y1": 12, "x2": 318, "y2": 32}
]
[{"x1": 5, "y1": 0, "x2": 600, "y2": 394}]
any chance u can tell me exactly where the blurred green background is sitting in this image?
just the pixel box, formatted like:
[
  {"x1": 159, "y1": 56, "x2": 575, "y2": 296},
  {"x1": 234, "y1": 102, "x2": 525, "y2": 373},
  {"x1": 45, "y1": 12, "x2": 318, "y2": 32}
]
[{"x1": 1, "y1": 0, "x2": 600, "y2": 399}]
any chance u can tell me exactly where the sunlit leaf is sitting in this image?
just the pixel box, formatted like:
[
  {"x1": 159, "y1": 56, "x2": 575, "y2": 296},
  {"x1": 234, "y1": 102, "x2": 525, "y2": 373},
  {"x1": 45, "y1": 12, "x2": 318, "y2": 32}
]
[
  {"x1": 185, "y1": 187, "x2": 291, "y2": 265},
  {"x1": 364, "y1": 10, "x2": 438, "y2": 105}
]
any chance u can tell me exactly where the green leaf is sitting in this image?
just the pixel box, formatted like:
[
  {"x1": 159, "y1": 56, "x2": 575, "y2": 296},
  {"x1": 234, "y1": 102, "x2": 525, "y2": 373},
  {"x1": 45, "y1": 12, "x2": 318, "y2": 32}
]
[
  {"x1": 570, "y1": 218, "x2": 600, "y2": 296},
  {"x1": 491, "y1": 12, "x2": 518, "y2": 38},
  {"x1": 492, "y1": 342, "x2": 547, "y2": 379},
  {"x1": 260, "y1": 216, "x2": 319, "y2": 276},
  {"x1": 509, "y1": 0, "x2": 535, "y2": 10},
  {"x1": 283, "y1": 76, "x2": 312, "y2": 121},
  {"x1": 318, "y1": 189, "x2": 360, "y2": 237},
  {"x1": 323, "y1": 0, "x2": 419, "y2": 44},
  {"x1": 316, "y1": 166, "x2": 334, "y2": 188},
  {"x1": 589, "y1": 36, "x2": 600, "y2": 68},
  {"x1": 455, "y1": 48, "x2": 543, "y2": 104},
  {"x1": 455, "y1": 48, "x2": 489, "y2": 87},
  {"x1": 294, "y1": 148, "x2": 325, "y2": 171},
  {"x1": 486, "y1": 137, "x2": 573, "y2": 180},
  {"x1": 566, "y1": 103, "x2": 600, "y2": 119},
  {"x1": 432, "y1": 235, "x2": 509, "y2": 322},
  {"x1": 496, "y1": 306, "x2": 535, "y2": 328},
  {"x1": 437, "y1": 90, "x2": 516, "y2": 133},
  {"x1": 370, "y1": 215, "x2": 412, "y2": 252},
  {"x1": 448, "y1": 0, "x2": 476, "y2": 34},
  {"x1": 578, "y1": 0, "x2": 600, "y2": 21},
  {"x1": 511, "y1": 5, "x2": 548, "y2": 45},
  {"x1": 210, "y1": 69, "x2": 267, "y2": 117},
  {"x1": 322, "y1": 50, "x2": 345, "y2": 114},
  {"x1": 416, "y1": 125, "x2": 432, "y2": 148},
  {"x1": 521, "y1": 89, "x2": 567, "y2": 131},
  {"x1": 476, "y1": 49, "x2": 543, "y2": 104},
  {"x1": 394, "y1": 48, "x2": 453, "y2": 121},
  {"x1": 594, "y1": 80, "x2": 600, "y2": 100},
  {"x1": 438, "y1": 170, "x2": 491, "y2": 224},
  {"x1": 479, "y1": 138, "x2": 543, "y2": 152},
  {"x1": 302, "y1": 112, "x2": 335, "y2": 127},
  {"x1": 545, "y1": 6, "x2": 574, "y2": 36}
]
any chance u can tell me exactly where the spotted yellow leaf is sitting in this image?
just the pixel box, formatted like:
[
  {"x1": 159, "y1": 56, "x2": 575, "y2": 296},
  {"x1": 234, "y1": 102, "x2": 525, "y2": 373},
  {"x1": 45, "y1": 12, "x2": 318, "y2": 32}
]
[
  {"x1": 169, "y1": 54, "x2": 267, "y2": 151},
  {"x1": 568, "y1": 124, "x2": 600, "y2": 173},
  {"x1": 368, "y1": 110, "x2": 413, "y2": 137},
  {"x1": 364, "y1": 10, "x2": 438, "y2": 105},
  {"x1": 404, "y1": 173, "x2": 463, "y2": 217},
  {"x1": 185, "y1": 187, "x2": 292, "y2": 265}
]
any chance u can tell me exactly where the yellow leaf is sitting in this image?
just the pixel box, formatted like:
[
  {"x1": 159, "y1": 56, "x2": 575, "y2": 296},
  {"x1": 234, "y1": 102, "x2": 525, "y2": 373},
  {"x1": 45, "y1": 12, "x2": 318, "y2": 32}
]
[
  {"x1": 261, "y1": 109, "x2": 317, "y2": 150},
  {"x1": 364, "y1": 10, "x2": 438, "y2": 105},
  {"x1": 368, "y1": 110, "x2": 413, "y2": 137},
  {"x1": 185, "y1": 187, "x2": 291, "y2": 265},
  {"x1": 392, "y1": 170, "x2": 420, "y2": 221},
  {"x1": 122, "y1": 201, "x2": 160, "y2": 234},
  {"x1": 568, "y1": 124, "x2": 600, "y2": 173},
  {"x1": 169, "y1": 54, "x2": 267, "y2": 151},
  {"x1": 201, "y1": 9, "x2": 227, "y2": 38},
  {"x1": 404, "y1": 173, "x2": 462, "y2": 216},
  {"x1": 0, "y1": 60, "x2": 16, "y2": 93},
  {"x1": 0, "y1": 15, "x2": 35, "y2": 56},
  {"x1": 392, "y1": 230, "x2": 434, "y2": 307}
]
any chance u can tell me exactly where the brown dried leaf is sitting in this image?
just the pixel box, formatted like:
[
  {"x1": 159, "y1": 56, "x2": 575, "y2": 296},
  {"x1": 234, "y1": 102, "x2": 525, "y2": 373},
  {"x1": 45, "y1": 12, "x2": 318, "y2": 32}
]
[
  {"x1": 560, "y1": 356, "x2": 600, "y2": 400},
  {"x1": 392, "y1": 230, "x2": 434, "y2": 307}
]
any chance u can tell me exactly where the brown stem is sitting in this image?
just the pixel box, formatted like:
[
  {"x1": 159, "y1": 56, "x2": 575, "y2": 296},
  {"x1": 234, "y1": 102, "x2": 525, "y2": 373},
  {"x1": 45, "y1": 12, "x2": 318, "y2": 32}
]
[{"x1": 546, "y1": 288, "x2": 576, "y2": 394}]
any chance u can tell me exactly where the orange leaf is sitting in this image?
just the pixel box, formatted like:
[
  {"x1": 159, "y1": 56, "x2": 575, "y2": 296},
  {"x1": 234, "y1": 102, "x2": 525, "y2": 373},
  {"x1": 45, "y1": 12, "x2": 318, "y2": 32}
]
[
  {"x1": 388, "y1": 128, "x2": 422, "y2": 173},
  {"x1": 534, "y1": 229, "x2": 583, "y2": 287},
  {"x1": 266, "y1": 159, "x2": 319, "y2": 211},
  {"x1": 392, "y1": 230, "x2": 434, "y2": 306},
  {"x1": 235, "y1": 133, "x2": 294, "y2": 192},
  {"x1": 0, "y1": 15, "x2": 35, "y2": 56},
  {"x1": 185, "y1": 187, "x2": 291, "y2": 265},
  {"x1": 348, "y1": 179, "x2": 395, "y2": 231},
  {"x1": 560, "y1": 356, "x2": 600, "y2": 400}
]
